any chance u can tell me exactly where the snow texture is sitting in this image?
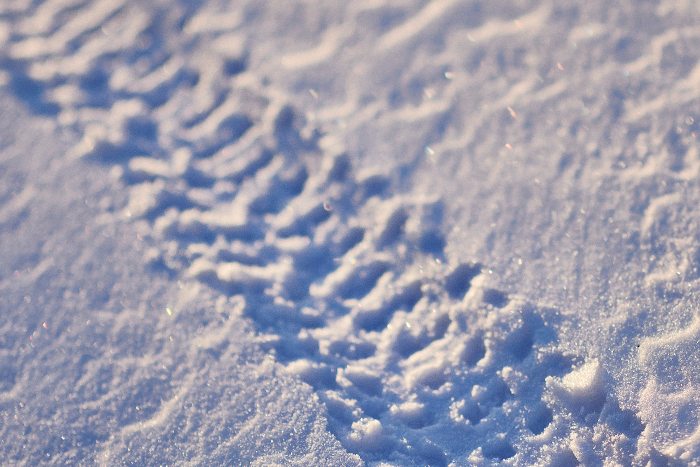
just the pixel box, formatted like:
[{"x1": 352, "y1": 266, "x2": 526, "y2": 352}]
[{"x1": 1, "y1": 0, "x2": 700, "y2": 465}]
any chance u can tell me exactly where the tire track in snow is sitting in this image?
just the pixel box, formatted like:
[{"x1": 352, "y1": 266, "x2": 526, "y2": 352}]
[{"x1": 0, "y1": 0, "x2": 676, "y2": 465}]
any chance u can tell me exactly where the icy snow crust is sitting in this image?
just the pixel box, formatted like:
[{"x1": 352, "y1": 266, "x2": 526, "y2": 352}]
[{"x1": 2, "y1": 0, "x2": 700, "y2": 465}]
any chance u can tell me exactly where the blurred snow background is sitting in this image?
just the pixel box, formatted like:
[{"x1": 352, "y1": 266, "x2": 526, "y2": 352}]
[{"x1": 1, "y1": 0, "x2": 700, "y2": 465}]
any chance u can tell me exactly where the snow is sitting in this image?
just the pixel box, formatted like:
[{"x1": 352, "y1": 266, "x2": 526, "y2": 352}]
[{"x1": 1, "y1": 0, "x2": 700, "y2": 465}]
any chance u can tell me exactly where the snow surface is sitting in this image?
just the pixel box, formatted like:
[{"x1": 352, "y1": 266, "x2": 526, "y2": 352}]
[{"x1": 1, "y1": 0, "x2": 700, "y2": 465}]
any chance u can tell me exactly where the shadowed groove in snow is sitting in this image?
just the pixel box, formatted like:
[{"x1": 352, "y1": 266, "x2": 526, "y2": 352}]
[{"x1": 445, "y1": 262, "x2": 481, "y2": 298}]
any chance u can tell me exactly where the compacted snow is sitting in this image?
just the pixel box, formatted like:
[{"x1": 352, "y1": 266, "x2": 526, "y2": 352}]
[{"x1": 1, "y1": 0, "x2": 700, "y2": 465}]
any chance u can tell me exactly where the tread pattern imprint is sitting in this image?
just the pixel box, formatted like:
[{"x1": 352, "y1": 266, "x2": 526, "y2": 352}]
[{"x1": 1, "y1": 0, "x2": 688, "y2": 465}]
